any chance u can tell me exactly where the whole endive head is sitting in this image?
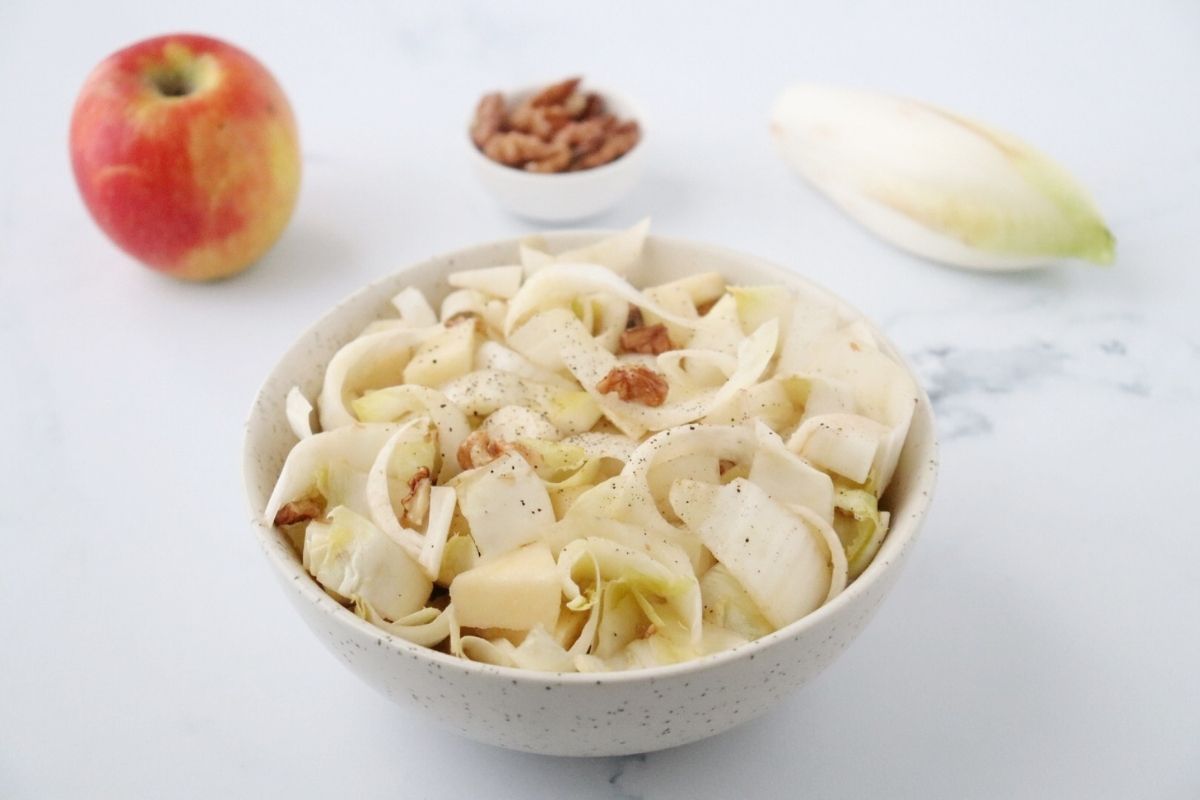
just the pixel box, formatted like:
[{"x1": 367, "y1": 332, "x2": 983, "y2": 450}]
[{"x1": 770, "y1": 84, "x2": 1114, "y2": 271}]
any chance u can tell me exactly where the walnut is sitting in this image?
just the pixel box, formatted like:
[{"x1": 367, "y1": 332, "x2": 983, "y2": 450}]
[
  {"x1": 573, "y1": 120, "x2": 640, "y2": 170},
  {"x1": 554, "y1": 115, "x2": 614, "y2": 160},
  {"x1": 560, "y1": 91, "x2": 588, "y2": 118},
  {"x1": 509, "y1": 101, "x2": 573, "y2": 139},
  {"x1": 457, "y1": 429, "x2": 506, "y2": 470},
  {"x1": 579, "y1": 92, "x2": 605, "y2": 119},
  {"x1": 401, "y1": 467, "x2": 432, "y2": 527},
  {"x1": 444, "y1": 310, "x2": 482, "y2": 331},
  {"x1": 596, "y1": 364, "x2": 669, "y2": 406},
  {"x1": 524, "y1": 143, "x2": 572, "y2": 173},
  {"x1": 471, "y1": 92, "x2": 505, "y2": 148},
  {"x1": 471, "y1": 78, "x2": 638, "y2": 174},
  {"x1": 483, "y1": 132, "x2": 556, "y2": 166},
  {"x1": 273, "y1": 497, "x2": 325, "y2": 527},
  {"x1": 529, "y1": 77, "x2": 581, "y2": 107},
  {"x1": 619, "y1": 323, "x2": 674, "y2": 355}
]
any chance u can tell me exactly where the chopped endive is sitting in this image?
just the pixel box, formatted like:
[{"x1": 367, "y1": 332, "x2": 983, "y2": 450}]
[
  {"x1": 453, "y1": 452, "x2": 555, "y2": 559},
  {"x1": 285, "y1": 386, "x2": 315, "y2": 440},
  {"x1": 351, "y1": 384, "x2": 469, "y2": 483},
  {"x1": 559, "y1": 537, "x2": 702, "y2": 653},
  {"x1": 505, "y1": 263, "x2": 715, "y2": 338},
  {"x1": 265, "y1": 423, "x2": 400, "y2": 524},
  {"x1": 303, "y1": 506, "x2": 433, "y2": 622},
  {"x1": 771, "y1": 83, "x2": 1115, "y2": 270},
  {"x1": 318, "y1": 326, "x2": 439, "y2": 430},
  {"x1": 362, "y1": 605, "x2": 453, "y2": 648},
  {"x1": 390, "y1": 287, "x2": 438, "y2": 327},
  {"x1": 748, "y1": 421, "x2": 835, "y2": 523},
  {"x1": 834, "y1": 483, "x2": 888, "y2": 580},
  {"x1": 789, "y1": 412, "x2": 889, "y2": 486},
  {"x1": 436, "y1": 533, "x2": 479, "y2": 587},
  {"x1": 729, "y1": 285, "x2": 793, "y2": 336},
  {"x1": 484, "y1": 404, "x2": 559, "y2": 443},
  {"x1": 519, "y1": 218, "x2": 650, "y2": 277},
  {"x1": 699, "y1": 562, "x2": 774, "y2": 641},
  {"x1": 447, "y1": 265, "x2": 523, "y2": 299},
  {"x1": 670, "y1": 478, "x2": 831, "y2": 629},
  {"x1": 476, "y1": 340, "x2": 575, "y2": 389}
]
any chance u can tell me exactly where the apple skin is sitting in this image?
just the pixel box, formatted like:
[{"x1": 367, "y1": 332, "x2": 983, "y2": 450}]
[{"x1": 69, "y1": 34, "x2": 301, "y2": 281}]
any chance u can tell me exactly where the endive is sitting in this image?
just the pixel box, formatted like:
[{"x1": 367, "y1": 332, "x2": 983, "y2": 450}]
[{"x1": 771, "y1": 84, "x2": 1114, "y2": 270}]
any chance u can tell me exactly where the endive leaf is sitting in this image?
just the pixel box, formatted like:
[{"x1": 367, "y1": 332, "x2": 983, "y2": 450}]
[{"x1": 771, "y1": 84, "x2": 1115, "y2": 270}]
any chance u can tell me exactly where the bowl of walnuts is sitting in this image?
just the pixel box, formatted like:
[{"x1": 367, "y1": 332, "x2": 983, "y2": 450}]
[{"x1": 467, "y1": 77, "x2": 645, "y2": 222}]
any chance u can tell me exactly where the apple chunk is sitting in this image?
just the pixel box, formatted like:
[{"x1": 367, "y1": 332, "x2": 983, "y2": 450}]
[
  {"x1": 402, "y1": 323, "x2": 476, "y2": 388},
  {"x1": 450, "y1": 544, "x2": 561, "y2": 632}
]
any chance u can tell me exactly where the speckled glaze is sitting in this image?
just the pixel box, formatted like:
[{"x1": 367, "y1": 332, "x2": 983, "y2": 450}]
[{"x1": 243, "y1": 233, "x2": 939, "y2": 757}]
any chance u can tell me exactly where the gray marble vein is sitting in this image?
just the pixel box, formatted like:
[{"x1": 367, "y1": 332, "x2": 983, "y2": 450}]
[{"x1": 606, "y1": 754, "x2": 648, "y2": 800}]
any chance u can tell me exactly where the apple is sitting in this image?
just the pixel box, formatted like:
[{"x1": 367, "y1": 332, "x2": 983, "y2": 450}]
[{"x1": 69, "y1": 34, "x2": 300, "y2": 281}]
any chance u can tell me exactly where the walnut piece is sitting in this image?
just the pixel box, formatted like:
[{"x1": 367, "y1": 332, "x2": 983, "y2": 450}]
[
  {"x1": 525, "y1": 143, "x2": 572, "y2": 173},
  {"x1": 619, "y1": 323, "x2": 674, "y2": 355},
  {"x1": 471, "y1": 92, "x2": 505, "y2": 148},
  {"x1": 483, "y1": 132, "x2": 557, "y2": 166},
  {"x1": 509, "y1": 101, "x2": 574, "y2": 139},
  {"x1": 574, "y1": 120, "x2": 640, "y2": 170},
  {"x1": 554, "y1": 115, "x2": 615, "y2": 160},
  {"x1": 444, "y1": 310, "x2": 483, "y2": 331},
  {"x1": 401, "y1": 467, "x2": 432, "y2": 528},
  {"x1": 529, "y1": 76, "x2": 581, "y2": 107},
  {"x1": 596, "y1": 364, "x2": 669, "y2": 406},
  {"x1": 273, "y1": 497, "x2": 325, "y2": 527},
  {"x1": 457, "y1": 429, "x2": 507, "y2": 470},
  {"x1": 579, "y1": 92, "x2": 605, "y2": 119}
]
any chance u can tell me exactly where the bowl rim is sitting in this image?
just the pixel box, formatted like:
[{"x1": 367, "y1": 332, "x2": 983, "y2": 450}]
[
  {"x1": 465, "y1": 82, "x2": 646, "y2": 183},
  {"x1": 243, "y1": 230, "x2": 939, "y2": 686}
]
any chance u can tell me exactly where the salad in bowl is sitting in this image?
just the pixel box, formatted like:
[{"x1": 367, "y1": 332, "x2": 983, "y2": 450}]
[{"x1": 262, "y1": 221, "x2": 919, "y2": 674}]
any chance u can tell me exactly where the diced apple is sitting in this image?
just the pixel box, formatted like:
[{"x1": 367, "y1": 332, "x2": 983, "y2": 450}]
[
  {"x1": 450, "y1": 544, "x2": 561, "y2": 631},
  {"x1": 402, "y1": 323, "x2": 475, "y2": 388}
]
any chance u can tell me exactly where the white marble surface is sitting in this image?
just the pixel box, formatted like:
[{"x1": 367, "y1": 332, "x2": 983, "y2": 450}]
[{"x1": 2, "y1": 1, "x2": 1198, "y2": 797}]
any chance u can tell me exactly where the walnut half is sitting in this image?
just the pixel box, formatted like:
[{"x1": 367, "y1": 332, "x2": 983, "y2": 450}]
[
  {"x1": 457, "y1": 429, "x2": 506, "y2": 470},
  {"x1": 619, "y1": 323, "x2": 674, "y2": 355},
  {"x1": 596, "y1": 364, "x2": 669, "y2": 407}
]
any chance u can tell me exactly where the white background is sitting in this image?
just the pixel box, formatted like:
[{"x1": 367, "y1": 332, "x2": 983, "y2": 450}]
[{"x1": 2, "y1": 1, "x2": 1198, "y2": 797}]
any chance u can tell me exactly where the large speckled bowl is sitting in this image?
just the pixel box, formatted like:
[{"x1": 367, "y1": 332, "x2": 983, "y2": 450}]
[{"x1": 243, "y1": 232, "x2": 938, "y2": 757}]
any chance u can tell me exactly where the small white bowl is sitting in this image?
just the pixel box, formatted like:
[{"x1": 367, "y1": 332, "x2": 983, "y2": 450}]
[
  {"x1": 243, "y1": 232, "x2": 938, "y2": 756},
  {"x1": 466, "y1": 85, "x2": 646, "y2": 222}
]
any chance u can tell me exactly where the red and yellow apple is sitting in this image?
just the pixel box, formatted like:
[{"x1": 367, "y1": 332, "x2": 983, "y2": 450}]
[{"x1": 69, "y1": 34, "x2": 300, "y2": 281}]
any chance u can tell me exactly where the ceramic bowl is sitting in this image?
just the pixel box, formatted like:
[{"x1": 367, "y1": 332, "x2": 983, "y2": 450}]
[
  {"x1": 466, "y1": 85, "x2": 645, "y2": 222},
  {"x1": 243, "y1": 232, "x2": 938, "y2": 757}
]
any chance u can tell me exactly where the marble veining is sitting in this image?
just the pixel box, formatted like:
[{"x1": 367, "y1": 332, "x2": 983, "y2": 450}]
[{"x1": 606, "y1": 754, "x2": 648, "y2": 800}]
